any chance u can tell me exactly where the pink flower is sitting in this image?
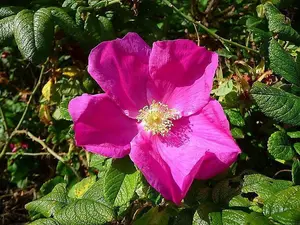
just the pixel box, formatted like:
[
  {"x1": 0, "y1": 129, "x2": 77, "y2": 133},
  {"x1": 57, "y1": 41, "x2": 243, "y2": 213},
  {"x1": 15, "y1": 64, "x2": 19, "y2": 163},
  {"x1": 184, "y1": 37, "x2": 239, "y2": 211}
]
[{"x1": 69, "y1": 33, "x2": 241, "y2": 204}]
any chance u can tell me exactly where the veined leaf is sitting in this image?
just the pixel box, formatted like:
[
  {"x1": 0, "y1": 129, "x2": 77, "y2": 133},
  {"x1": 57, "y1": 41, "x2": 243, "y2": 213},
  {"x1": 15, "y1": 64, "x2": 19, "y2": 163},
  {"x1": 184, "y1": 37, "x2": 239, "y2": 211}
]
[
  {"x1": 49, "y1": 7, "x2": 91, "y2": 49},
  {"x1": 28, "y1": 218, "x2": 60, "y2": 225},
  {"x1": 25, "y1": 183, "x2": 69, "y2": 217},
  {"x1": 0, "y1": 6, "x2": 23, "y2": 18},
  {"x1": 263, "y1": 186, "x2": 300, "y2": 225},
  {"x1": 133, "y1": 207, "x2": 169, "y2": 225},
  {"x1": 268, "y1": 131, "x2": 295, "y2": 160},
  {"x1": 269, "y1": 39, "x2": 300, "y2": 86},
  {"x1": 242, "y1": 174, "x2": 293, "y2": 203},
  {"x1": 0, "y1": 15, "x2": 15, "y2": 45},
  {"x1": 265, "y1": 2, "x2": 300, "y2": 45},
  {"x1": 55, "y1": 199, "x2": 114, "y2": 225},
  {"x1": 14, "y1": 8, "x2": 54, "y2": 63},
  {"x1": 251, "y1": 82, "x2": 300, "y2": 126},
  {"x1": 104, "y1": 157, "x2": 140, "y2": 207}
]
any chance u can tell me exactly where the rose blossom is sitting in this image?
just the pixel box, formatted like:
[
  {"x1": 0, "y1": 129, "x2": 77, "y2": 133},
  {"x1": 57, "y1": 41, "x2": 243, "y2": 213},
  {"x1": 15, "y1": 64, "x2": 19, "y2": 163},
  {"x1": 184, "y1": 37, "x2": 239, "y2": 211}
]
[{"x1": 68, "y1": 33, "x2": 241, "y2": 204}]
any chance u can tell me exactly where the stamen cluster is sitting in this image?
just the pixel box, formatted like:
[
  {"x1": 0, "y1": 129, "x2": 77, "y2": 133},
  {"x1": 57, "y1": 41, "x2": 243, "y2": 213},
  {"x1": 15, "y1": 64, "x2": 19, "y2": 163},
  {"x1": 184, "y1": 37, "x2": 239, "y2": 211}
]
[{"x1": 137, "y1": 101, "x2": 179, "y2": 136}]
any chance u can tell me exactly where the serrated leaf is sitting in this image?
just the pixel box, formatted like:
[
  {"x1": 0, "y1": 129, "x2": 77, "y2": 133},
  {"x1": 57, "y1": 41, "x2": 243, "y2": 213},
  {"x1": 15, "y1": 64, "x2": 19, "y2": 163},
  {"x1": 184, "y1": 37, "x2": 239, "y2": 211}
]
[
  {"x1": 28, "y1": 218, "x2": 60, "y2": 225},
  {"x1": 264, "y1": 2, "x2": 300, "y2": 45},
  {"x1": 25, "y1": 183, "x2": 69, "y2": 217},
  {"x1": 0, "y1": 6, "x2": 23, "y2": 18},
  {"x1": 242, "y1": 174, "x2": 293, "y2": 203},
  {"x1": 55, "y1": 199, "x2": 114, "y2": 225},
  {"x1": 268, "y1": 131, "x2": 295, "y2": 160},
  {"x1": 0, "y1": 15, "x2": 15, "y2": 45},
  {"x1": 68, "y1": 176, "x2": 96, "y2": 199},
  {"x1": 263, "y1": 186, "x2": 300, "y2": 225},
  {"x1": 292, "y1": 160, "x2": 300, "y2": 185},
  {"x1": 104, "y1": 157, "x2": 139, "y2": 206},
  {"x1": 14, "y1": 8, "x2": 54, "y2": 63},
  {"x1": 251, "y1": 82, "x2": 300, "y2": 126},
  {"x1": 269, "y1": 39, "x2": 300, "y2": 86},
  {"x1": 133, "y1": 207, "x2": 169, "y2": 225}
]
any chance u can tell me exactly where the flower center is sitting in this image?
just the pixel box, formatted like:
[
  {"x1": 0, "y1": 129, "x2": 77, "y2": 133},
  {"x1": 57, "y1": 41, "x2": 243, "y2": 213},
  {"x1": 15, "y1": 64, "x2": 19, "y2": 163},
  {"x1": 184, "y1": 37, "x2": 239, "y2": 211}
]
[{"x1": 137, "y1": 101, "x2": 179, "y2": 136}]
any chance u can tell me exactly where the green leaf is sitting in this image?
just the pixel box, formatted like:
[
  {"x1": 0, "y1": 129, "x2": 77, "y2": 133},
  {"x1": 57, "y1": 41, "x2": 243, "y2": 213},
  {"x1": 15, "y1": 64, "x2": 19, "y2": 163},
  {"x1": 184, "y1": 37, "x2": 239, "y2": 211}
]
[
  {"x1": 104, "y1": 157, "x2": 140, "y2": 206},
  {"x1": 98, "y1": 16, "x2": 115, "y2": 41},
  {"x1": 225, "y1": 109, "x2": 245, "y2": 127},
  {"x1": 212, "y1": 80, "x2": 233, "y2": 96},
  {"x1": 13, "y1": 8, "x2": 54, "y2": 63},
  {"x1": 251, "y1": 82, "x2": 300, "y2": 126},
  {"x1": 287, "y1": 131, "x2": 300, "y2": 139},
  {"x1": 173, "y1": 209, "x2": 193, "y2": 225},
  {"x1": 208, "y1": 212, "x2": 222, "y2": 225},
  {"x1": 82, "y1": 178, "x2": 108, "y2": 205},
  {"x1": 84, "y1": 12, "x2": 102, "y2": 44},
  {"x1": 212, "y1": 177, "x2": 241, "y2": 204},
  {"x1": 25, "y1": 183, "x2": 69, "y2": 217},
  {"x1": 268, "y1": 131, "x2": 295, "y2": 160},
  {"x1": 0, "y1": 6, "x2": 23, "y2": 18},
  {"x1": 0, "y1": 15, "x2": 15, "y2": 45},
  {"x1": 264, "y1": 2, "x2": 300, "y2": 45},
  {"x1": 244, "y1": 212, "x2": 273, "y2": 224},
  {"x1": 193, "y1": 211, "x2": 209, "y2": 225},
  {"x1": 221, "y1": 210, "x2": 248, "y2": 225},
  {"x1": 28, "y1": 218, "x2": 60, "y2": 225},
  {"x1": 231, "y1": 127, "x2": 245, "y2": 139},
  {"x1": 49, "y1": 7, "x2": 91, "y2": 49},
  {"x1": 55, "y1": 199, "x2": 114, "y2": 225},
  {"x1": 53, "y1": 98, "x2": 72, "y2": 121},
  {"x1": 89, "y1": 154, "x2": 107, "y2": 170},
  {"x1": 293, "y1": 143, "x2": 300, "y2": 155},
  {"x1": 292, "y1": 160, "x2": 300, "y2": 185},
  {"x1": 242, "y1": 174, "x2": 293, "y2": 203},
  {"x1": 229, "y1": 195, "x2": 251, "y2": 207},
  {"x1": 269, "y1": 39, "x2": 300, "y2": 86},
  {"x1": 263, "y1": 186, "x2": 300, "y2": 225},
  {"x1": 68, "y1": 176, "x2": 96, "y2": 199},
  {"x1": 133, "y1": 207, "x2": 169, "y2": 225}
]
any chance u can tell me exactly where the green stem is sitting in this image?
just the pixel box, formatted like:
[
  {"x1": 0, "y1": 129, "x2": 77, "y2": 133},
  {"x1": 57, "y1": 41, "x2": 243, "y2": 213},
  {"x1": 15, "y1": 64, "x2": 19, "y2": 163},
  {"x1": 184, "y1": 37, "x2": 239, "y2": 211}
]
[
  {"x1": 161, "y1": 0, "x2": 259, "y2": 54},
  {"x1": 0, "y1": 64, "x2": 46, "y2": 160}
]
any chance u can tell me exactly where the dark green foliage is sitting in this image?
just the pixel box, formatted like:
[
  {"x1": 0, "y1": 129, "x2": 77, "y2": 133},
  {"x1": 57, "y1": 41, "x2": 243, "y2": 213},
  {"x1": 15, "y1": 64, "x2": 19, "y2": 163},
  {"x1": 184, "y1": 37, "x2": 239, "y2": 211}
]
[{"x1": 3, "y1": 0, "x2": 300, "y2": 224}]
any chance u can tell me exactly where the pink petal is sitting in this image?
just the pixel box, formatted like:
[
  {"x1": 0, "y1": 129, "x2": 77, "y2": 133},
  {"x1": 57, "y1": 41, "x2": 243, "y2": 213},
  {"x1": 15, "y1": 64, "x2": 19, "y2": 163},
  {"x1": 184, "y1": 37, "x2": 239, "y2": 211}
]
[
  {"x1": 148, "y1": 39, "x2": 218, "y2": 116},
  {"x1": 130, "y1": 131, "x2": 183, "y2": 204},
  {"x1": 130, "y1": 99, "x2": 240, "y2": 204},
  {"x1": 88, "y1": 32, "x2": 151, "y2": 117},
  {"x1": 69, "y1": 94, "x2": 138, "y2": 158}
]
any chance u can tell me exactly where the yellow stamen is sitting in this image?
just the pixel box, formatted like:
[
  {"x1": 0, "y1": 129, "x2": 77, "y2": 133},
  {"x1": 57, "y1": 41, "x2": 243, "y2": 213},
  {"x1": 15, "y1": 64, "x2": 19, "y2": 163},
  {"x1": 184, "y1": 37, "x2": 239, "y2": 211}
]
[{"x1": 137, "y1": 101, "x2": 179, "y2": 136}]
